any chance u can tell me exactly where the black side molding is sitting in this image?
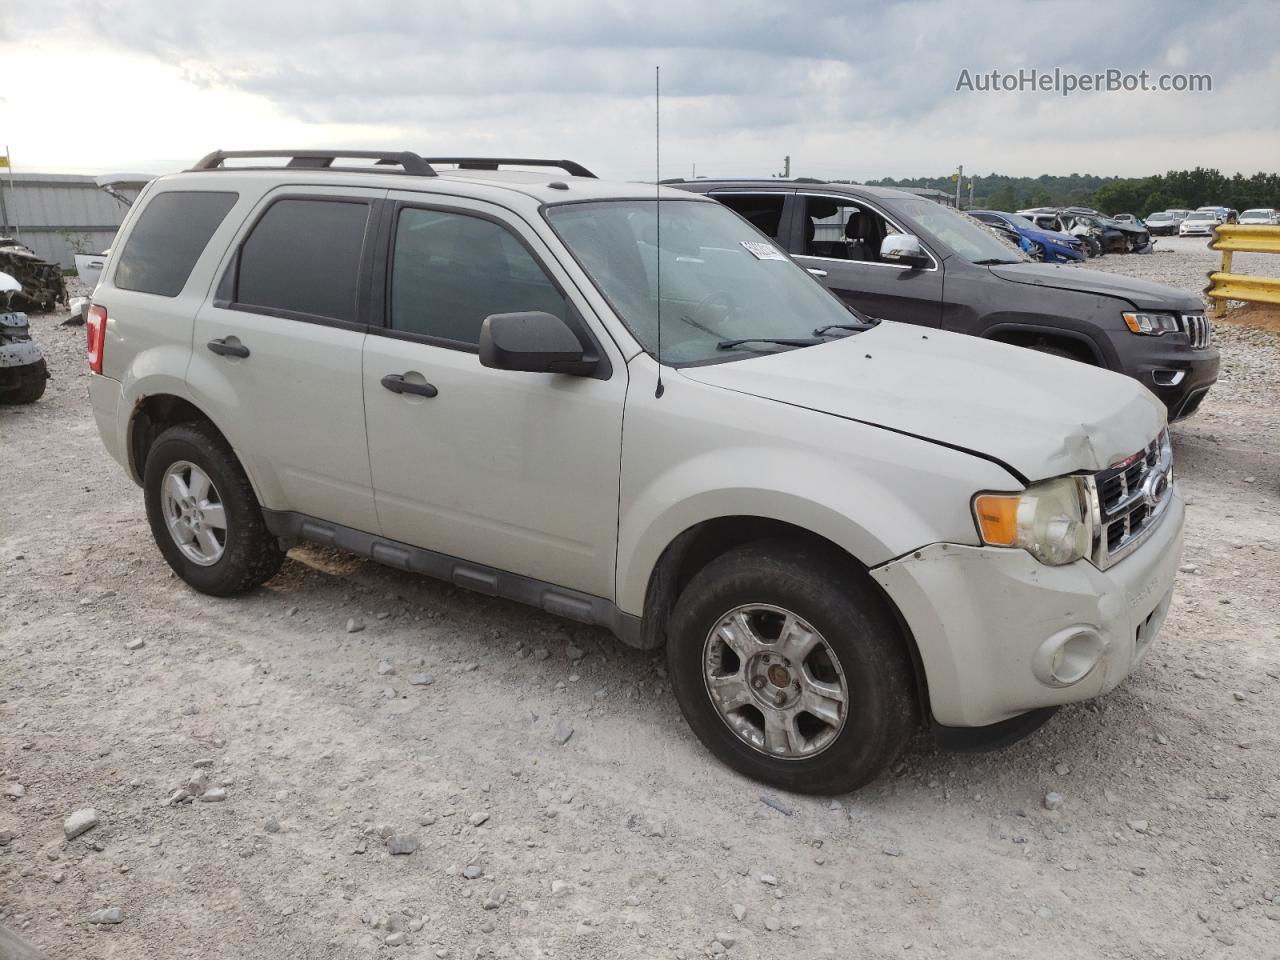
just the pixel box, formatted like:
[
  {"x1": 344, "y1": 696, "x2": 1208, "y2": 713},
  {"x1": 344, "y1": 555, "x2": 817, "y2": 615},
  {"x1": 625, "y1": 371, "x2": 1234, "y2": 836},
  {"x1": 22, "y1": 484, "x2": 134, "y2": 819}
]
[{"x1": 262, "y1": 510, "x2": 648, "y2": 647}]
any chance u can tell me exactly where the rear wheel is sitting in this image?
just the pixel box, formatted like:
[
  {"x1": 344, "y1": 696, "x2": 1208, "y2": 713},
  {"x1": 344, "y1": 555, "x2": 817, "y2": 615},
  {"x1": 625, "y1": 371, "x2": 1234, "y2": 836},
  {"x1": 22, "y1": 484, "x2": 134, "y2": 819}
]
[
  {"x1": 144, "y1": 422, "x2": 284, "y2": 596},
  {"x1": 667, "y1": 541, "x2": 915, "y2": 794}
]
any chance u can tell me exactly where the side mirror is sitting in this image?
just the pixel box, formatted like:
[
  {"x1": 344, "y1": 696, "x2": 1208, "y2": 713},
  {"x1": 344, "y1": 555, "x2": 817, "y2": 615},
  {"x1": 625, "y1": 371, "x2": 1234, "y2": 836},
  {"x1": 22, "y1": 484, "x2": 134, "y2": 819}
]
[
  {"x1": 880, "y1": 234, "x2": 930, "y2": 269},
  {"x1": 478, "y1": 311, "x2": 597, "y2": 376}
]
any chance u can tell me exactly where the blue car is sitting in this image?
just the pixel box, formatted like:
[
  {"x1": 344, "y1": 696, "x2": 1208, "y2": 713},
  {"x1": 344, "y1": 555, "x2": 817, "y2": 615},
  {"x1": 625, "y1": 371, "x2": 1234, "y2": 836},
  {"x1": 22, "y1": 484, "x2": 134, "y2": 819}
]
[{"x1": 968, "y1": 210, "x2": 1086, "y2": 263}]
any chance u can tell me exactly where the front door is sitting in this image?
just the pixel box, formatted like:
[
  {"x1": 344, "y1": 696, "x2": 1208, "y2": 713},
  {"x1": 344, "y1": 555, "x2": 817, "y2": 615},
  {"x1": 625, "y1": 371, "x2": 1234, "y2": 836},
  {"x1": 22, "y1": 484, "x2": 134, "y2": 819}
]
[
  {"x1": 790, "y1": 193, "x2": 944, "y2": 327},
  {"x1": 361, "y1": 196, "x2": 626, "y2": 599}
]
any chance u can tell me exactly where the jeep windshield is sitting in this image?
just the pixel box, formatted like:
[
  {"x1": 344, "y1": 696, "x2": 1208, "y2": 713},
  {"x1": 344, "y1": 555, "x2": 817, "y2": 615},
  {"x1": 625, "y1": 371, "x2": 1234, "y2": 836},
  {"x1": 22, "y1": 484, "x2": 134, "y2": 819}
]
[
  {"x1": 889, "y1": 198, "x2": 1029, "y2": 266},
  {"x1": 544, "y1": 199, "x2": 864, "y2": 365}
]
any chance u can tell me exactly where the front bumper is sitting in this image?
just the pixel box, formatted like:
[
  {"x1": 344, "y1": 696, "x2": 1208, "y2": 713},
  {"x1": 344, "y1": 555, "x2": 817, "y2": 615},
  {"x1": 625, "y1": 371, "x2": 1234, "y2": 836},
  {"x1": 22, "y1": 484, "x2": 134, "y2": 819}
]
[
  {"x1": 872, "y1": 490, "x2": 1185, "y2": 728},
  {"x1": 1126, "y1": 341, "x2": 1220, "y2": 421}
]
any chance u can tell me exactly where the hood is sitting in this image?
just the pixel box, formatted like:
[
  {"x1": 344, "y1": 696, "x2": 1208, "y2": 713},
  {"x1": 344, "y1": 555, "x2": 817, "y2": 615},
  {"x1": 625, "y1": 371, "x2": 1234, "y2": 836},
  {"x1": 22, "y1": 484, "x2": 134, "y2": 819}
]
[
  {"x1": 1024, "y1": 227, "x2": 1078, "y2": 247},
  {"x1": 679, "y1": 322, "x2": 1165, "y2": 482},
  {"x1": 987, "y1": 261, "x2": 1198, "y2": 310}
]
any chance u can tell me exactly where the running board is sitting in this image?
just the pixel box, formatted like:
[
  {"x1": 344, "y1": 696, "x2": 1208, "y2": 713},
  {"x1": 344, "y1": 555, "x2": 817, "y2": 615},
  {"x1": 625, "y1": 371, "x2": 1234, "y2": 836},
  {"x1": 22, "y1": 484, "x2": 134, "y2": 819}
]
[{"x1": 261, "y1": 509, "x2": 645, "y2": 646}]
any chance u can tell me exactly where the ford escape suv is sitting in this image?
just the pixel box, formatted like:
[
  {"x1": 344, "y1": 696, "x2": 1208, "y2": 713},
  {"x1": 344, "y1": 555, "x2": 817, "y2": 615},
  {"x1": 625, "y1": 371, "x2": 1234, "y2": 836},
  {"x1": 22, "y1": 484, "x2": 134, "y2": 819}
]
[
  {"x1": 87, "y1": 150, "x2": 1185, "y2": 794},
  {"x1": 673, "y1": 179, "x2": 1218, "y2": 421}
]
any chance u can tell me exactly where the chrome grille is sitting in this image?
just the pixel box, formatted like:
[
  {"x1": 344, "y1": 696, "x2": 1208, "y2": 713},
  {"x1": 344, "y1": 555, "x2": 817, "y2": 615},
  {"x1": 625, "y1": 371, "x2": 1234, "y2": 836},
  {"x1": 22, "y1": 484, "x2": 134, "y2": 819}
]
[
  {"x1": 1088, "y1": 430, "x2": 1174, "y2": 569},
  {"x1": 1179, "y1": 313, "x2": 1212, "y2": 349}
]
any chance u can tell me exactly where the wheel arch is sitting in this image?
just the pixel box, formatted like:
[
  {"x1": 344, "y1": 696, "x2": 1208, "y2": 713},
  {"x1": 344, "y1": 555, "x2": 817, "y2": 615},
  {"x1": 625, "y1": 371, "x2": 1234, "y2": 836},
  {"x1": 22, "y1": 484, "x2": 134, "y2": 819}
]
[
  {"x1": 981, "y1": 320, "x2": 1106, "y2": 366},
  {"x1": 126, "y1": 391, "x2": 249, "y2": 496},
  {"x1": 635, "y1": 515, "x2": 931, "y2": 720}
]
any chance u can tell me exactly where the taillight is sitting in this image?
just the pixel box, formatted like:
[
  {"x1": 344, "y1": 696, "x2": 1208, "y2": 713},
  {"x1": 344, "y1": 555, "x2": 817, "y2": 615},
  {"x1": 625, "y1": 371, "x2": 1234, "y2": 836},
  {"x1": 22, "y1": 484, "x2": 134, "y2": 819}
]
[{"x1": 86, "y1": 304, "x2": 107, "y2": 374}]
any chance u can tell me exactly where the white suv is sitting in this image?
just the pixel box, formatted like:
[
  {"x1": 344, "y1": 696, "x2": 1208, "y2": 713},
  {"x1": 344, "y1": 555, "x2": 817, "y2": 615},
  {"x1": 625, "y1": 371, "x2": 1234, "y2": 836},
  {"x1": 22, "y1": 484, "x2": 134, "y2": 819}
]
[{"x1": 86, "y1": 150, "x2": 1184, "y2": 793}]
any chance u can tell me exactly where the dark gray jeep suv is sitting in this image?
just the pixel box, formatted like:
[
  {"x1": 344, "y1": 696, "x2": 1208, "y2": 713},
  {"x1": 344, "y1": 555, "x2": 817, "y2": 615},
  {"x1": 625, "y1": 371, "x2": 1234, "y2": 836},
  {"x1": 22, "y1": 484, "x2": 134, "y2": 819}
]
[{"x1": 672, "y1": 179, "x2": 1219, "y2": 420}]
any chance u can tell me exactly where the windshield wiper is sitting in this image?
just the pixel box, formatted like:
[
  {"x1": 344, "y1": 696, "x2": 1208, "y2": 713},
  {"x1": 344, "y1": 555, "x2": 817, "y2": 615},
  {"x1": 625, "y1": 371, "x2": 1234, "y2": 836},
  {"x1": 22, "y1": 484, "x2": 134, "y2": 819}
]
[
  {"x1": 716, "y1": 337, "x2": 824, "y2": 351},
  {"x1": 813, "y1": 321, "x2": 876, "y2": 337}
]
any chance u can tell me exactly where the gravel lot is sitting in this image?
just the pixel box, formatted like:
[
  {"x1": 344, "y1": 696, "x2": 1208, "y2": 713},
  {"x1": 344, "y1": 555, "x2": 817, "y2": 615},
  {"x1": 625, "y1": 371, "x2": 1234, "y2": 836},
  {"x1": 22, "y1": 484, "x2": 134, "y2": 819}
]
[{"x1": 2, "y1": 243, "x2": 1278, "y2": 960}]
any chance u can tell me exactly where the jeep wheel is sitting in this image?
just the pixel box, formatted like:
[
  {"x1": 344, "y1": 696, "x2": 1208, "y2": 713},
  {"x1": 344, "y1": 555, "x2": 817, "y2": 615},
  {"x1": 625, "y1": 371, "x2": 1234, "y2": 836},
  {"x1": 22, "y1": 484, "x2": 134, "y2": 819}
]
[
  {"x1": 667, "y1": 541, "x2": 915, "y2": 794},
  {"x1": 144, "y1": 422, "x2": 284, "y2": 596},
  {"x1": 0, "y1": 360, "x2": 48, "y2": 405}
]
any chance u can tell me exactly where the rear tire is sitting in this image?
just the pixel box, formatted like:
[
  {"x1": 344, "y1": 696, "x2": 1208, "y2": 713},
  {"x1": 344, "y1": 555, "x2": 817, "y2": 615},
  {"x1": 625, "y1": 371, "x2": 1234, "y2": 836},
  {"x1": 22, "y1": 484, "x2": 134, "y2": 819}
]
[
  {"x1": 0, "y1": 360, "x2": 48, "y2": 405},
  {"x1": 144, "y1": 422, "x2": 284, "y2": 596},
  {"x1": 667, "y1": 540, "x2": 916, "y2": 794}
]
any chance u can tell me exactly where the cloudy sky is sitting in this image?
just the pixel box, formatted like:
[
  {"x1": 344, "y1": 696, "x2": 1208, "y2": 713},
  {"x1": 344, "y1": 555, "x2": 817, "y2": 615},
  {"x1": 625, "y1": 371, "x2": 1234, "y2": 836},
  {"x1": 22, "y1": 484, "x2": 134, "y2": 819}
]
[{"x1": 2, "y1": 0, "x2": 1277, "y2": 181}]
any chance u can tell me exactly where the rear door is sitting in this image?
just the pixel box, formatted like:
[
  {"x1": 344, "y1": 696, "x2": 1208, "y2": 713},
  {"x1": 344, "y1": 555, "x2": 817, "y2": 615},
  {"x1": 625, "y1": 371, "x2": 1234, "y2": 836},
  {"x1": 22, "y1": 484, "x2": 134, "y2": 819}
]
[
  {"x1": 360, "y1": 194, "x2": 626, "y2": 599},
  {"x1": 187, "y1": 187, "x2": 384, "y2": 532},
  {"x1": 790, "y1": 193, "x2": 944, "y2": 327}
]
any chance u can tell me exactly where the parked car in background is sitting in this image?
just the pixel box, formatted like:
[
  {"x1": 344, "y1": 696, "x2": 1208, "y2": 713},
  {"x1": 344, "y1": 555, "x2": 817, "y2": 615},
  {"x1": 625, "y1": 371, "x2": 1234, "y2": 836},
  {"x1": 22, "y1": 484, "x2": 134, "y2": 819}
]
[
  {"x1": 1195, "y1": 206, "x2": 1235, "y2": 222},
  {"x1": 676, "y1": 178, "x2": 1217, "y2": 420},
  {"x1": 1179, "y1": 210, "x2": 1222, "y2": 236},
  {"x1": 86, "y1": 149, "x2": 1190, "y2": 793},
  {"x1": 1112, "y1": 213, "x2": 1144, "y2": 226},
  {"x1": 1239, "y1": 208, "x2": 1279, "y2": 225},
  {"x1": 1144, "y1": 211, "x2": 1185, "y2": 236},
  {"x1": 1023, "y1": 210, "x2": 1105, "y2": 257},
  {"x1": 1096, "y1": 215, "x2": 1152, "y2": 253},
  {"x1": 968, "y1": 210, "x2": 1085, "y2": 263}
]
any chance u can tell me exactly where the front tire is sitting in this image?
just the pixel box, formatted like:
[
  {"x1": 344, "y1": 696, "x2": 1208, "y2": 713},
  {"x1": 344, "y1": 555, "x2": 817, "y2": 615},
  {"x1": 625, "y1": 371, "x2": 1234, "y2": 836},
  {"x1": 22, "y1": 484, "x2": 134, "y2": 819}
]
[
  {"x1": 667, "y1": 541, "x2": 916, "y2": 794},
  {"x1": 144, "y1": 422, "x2": 284, "y2": 596}
]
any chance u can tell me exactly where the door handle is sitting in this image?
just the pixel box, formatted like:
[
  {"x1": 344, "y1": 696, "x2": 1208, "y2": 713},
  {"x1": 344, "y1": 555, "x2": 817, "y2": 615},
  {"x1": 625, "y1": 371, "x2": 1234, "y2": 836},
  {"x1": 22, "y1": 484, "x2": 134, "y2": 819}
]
[
  {"x1": 381, "y1": 373, "x2": 438, "y2": 398},
  {"x1": 207, "y1": 338, "x2": 250, "y2": 359},
  {"x1": 807, "y1": 268, "x2": 828, "y2": 278}
]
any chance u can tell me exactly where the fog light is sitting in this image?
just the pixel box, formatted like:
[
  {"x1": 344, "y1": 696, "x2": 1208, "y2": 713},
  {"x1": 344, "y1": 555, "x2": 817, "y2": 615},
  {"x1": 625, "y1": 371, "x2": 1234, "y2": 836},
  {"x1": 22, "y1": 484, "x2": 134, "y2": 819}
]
[{"x1": 1033, "y1": 627, "x2": 1105, "y2": 687}]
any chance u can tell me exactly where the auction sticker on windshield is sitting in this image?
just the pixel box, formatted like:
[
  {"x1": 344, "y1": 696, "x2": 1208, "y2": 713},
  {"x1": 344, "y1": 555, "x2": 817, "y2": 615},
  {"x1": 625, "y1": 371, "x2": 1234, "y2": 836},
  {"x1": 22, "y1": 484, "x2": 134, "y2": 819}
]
[{"x1": 740, "y1": 241, "x2": 786, "y2": 260}]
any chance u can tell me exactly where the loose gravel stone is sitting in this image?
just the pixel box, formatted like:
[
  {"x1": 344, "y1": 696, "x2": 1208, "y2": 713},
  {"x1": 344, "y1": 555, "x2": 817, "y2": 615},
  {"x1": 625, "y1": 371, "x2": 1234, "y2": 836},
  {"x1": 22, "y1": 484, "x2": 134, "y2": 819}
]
[
  {"x1": 64, "y1": 808, "x2": 98, "y2": 839},
  {"x1": 553, "y1": 721, "x2": 574, "y2": 746},
  {"x1": 125, "y1": 638, "x2": 145, "y2": 650},
  {"x1": 199, "y1": 787, "x2": 227, "y2": 803},
  {"x1": 346, "y1": 618, "x2": 365, "y2": 633},
  {"x1": 1043, "y1": 792, "x2": 1064, "y2": 811},
  {"x1": 410, "y1": 673, "x2": 434, "y2": 686},
  {"x1": 3, "y1": 783, "x2": 25, "y2": 799},
  {"x1": 89, "y1": 906, "x2": 123, "y2": 924},
  {"x1": 469, "y1": 812, "x2": 490, "y2": 827},
  {"x1": 387, "y1": 835, "x2": 419, "y2": 855}
]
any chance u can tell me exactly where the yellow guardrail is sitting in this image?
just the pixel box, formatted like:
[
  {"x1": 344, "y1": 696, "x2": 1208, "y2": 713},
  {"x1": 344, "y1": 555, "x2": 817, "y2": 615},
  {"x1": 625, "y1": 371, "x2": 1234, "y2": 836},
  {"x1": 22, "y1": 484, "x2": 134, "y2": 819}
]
[{"x1": 1206, "y1": 224, "x2": 1280, "y2": 317}]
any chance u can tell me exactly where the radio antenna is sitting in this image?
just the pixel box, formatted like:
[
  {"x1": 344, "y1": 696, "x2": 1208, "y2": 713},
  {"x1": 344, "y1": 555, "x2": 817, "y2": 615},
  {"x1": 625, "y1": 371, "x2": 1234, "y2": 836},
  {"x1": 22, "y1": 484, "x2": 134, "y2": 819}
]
[{"x1": 654, "y1": 64, "x2": 665, "y2": 399}]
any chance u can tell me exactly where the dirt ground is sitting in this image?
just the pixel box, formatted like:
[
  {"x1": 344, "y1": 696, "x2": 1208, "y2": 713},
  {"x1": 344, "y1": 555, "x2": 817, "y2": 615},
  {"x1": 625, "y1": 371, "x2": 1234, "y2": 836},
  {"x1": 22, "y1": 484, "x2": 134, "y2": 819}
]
[{"x1": 2, "y1": 239, "x2": 1278, "y2": 960}]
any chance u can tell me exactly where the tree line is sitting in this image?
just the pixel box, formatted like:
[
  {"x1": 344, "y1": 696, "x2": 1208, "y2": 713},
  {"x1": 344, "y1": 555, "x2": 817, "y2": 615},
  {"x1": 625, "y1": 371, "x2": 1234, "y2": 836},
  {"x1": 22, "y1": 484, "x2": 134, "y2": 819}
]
[{"x1": 865, "y1": 168, "x2": 1280, "y2": 216}]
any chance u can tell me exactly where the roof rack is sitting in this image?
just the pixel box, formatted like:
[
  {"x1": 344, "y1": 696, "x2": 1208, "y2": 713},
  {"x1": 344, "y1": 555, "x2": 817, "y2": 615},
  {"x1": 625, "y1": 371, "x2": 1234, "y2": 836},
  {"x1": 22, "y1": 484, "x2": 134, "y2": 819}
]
[
  {"x1": 423, "y1": 157, "x2": 597, "y2": 179},
  {"x1": 191, "y1": 150, "x2": 438, "y2": 177}
]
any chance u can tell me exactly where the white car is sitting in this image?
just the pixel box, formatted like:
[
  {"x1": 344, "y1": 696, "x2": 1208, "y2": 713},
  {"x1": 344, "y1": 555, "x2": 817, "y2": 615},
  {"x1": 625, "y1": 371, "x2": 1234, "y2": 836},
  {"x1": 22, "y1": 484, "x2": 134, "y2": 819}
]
[
  {"x1": 1239, "y1": 208, "x2": 1279, "y2": 225},
  {"x1": 1179, "y1": 211, "x2": 1221, "y2": 236},
  {"x1": 85, "y1": 150, "x2": 1184, "y2": 793}
]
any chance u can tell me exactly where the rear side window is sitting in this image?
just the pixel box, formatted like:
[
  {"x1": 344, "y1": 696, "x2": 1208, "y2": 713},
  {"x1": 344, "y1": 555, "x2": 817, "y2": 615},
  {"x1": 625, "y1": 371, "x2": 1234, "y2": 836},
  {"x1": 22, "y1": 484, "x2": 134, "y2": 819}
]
[
  {"x1": 389, "y1": 207, "x2": 568, "y2": 345},
  {"x1": 113, "y1": 191, "x2": 237, "y2": 297},
  {"x1": 714, "y1": 194, "x2": 785, "y2": 239},
  {"x1": 236, "y1": 199, "x2": 370, "y2": 323}
]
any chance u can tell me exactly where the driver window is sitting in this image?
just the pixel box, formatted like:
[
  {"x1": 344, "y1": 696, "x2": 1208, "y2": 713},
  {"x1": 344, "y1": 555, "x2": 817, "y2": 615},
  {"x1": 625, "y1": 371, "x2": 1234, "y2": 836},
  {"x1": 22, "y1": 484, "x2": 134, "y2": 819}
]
[{"x1": 801, "y1": 196, "x2": 891, "y2": 263}]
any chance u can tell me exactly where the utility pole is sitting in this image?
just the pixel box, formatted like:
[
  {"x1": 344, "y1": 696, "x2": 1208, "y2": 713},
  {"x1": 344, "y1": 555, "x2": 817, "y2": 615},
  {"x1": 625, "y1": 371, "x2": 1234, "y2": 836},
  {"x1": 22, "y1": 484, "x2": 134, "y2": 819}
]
[
  {"x1": 781, "y1": 155, "x2": 791, "y2": 178},
  {"x1": 954, "y1": 164, "x2": 963, "y2": 209},
  {"x1": 968, "y1": 176, "x2": 975, "y2": 210}
]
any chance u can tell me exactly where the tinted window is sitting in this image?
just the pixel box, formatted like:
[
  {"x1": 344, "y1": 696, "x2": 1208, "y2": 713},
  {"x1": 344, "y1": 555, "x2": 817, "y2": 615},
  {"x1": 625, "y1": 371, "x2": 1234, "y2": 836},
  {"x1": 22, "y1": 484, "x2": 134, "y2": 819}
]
[
  {"x1": 715, "y1": 194, "x2": 786, "y2": 238},
  {"x1": 114, "y1": 191, "x2": 237, "y2": 297},
  {"x1": 390, "y1": 208, "x2": 568, "y2": 345},
  {"x1": 237, "y1": 199, "x2": 369, "y2": 322}
]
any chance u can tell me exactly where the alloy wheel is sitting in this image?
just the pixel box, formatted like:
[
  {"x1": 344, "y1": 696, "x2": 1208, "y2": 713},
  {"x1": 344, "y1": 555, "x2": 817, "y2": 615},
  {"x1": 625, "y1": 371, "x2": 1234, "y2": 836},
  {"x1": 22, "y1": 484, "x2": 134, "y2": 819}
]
[{"x1": 160, "y1": 460, "x2": 227, "y2": 566}]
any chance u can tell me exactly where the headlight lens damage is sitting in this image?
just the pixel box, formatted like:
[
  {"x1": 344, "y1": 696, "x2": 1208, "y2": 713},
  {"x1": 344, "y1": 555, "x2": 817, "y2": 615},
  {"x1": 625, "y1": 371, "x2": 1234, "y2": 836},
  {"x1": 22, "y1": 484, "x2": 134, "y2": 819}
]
[{"x1": 973, "y1": 476, "x2": 1093, "y2": 566}]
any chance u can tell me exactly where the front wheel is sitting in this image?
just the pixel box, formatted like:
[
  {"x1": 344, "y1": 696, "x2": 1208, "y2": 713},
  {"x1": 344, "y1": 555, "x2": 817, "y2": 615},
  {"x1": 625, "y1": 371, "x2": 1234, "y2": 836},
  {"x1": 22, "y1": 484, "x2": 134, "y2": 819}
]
[
  {"x1": 144, "y1": 422, "x2": 284, "y2": 596},
  {"x1": 667, "y1": 541, "x2": 916, "y2": 794}
]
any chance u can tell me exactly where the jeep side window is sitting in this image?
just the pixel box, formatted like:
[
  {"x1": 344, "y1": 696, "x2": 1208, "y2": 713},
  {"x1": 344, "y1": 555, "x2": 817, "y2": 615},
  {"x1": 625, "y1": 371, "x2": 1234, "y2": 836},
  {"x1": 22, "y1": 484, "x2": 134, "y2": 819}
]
[
  {"x1": 114, "y1": 191, "x2": 238, "y2": 297},
  {"x1": 713, "y1": 194, "x2": 786, "y2": 240},
  {"x1": 800, "y1": 197, "x2": 893, "y2": 264},
  {"x1": 389, "y1": 208, "x2": 569, "y2": 346},
  {"x1": 235, "y1": 199, "x2": 369, "y2": 323}
]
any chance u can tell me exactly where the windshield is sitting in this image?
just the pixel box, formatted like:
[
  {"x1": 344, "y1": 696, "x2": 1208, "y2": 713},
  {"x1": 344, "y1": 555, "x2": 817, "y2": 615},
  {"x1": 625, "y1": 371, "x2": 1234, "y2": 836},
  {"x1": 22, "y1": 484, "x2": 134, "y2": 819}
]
[
  {"x1": 1000, "y1": 213, "x2": 1039, "y2": 230},
  {"x1": 1241, "y1": 209, "x2": 1270, "y2": 217},
  {"x1": 892, "y1": 198, "x2": 1027, "y2": 264},
  {"x1": 1148, "y1": 212, "x2": 1172, "y2": 220},
  {"x1": 544, "y1": 199, "x2": 860, "y2": 365}
]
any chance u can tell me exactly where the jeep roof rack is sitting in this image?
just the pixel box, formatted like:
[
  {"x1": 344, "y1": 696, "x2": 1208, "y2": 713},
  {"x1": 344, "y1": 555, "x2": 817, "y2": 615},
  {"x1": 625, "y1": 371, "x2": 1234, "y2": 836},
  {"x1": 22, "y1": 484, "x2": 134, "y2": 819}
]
[
  {"x1": 423, "y1": 157, "x2": 597, "y2": 179},
  {"x1": 191, "y1": 150, "x2": 438, "y2": 177}
]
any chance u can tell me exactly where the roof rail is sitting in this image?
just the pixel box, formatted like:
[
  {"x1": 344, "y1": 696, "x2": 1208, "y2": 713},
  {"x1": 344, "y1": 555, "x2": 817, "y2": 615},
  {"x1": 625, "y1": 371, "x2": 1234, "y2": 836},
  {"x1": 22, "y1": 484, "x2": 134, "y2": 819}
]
[
  {"x1": 424, "y1": 157, "x2": 597, "y2": 179},
  {"x1": 190, "y1": 150, "x2": 438, "y2": 177}
]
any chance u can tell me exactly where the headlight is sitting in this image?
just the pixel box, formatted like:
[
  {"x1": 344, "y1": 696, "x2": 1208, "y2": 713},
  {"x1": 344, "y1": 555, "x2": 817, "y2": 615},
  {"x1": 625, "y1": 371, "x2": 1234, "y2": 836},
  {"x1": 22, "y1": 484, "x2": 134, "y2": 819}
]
[
  {"x1": 972, "y1": 476, "x2": 1094, "y2": 566},
  {"x1": 1123, "y1": 311, "x2": 1180, "y2": 336}
]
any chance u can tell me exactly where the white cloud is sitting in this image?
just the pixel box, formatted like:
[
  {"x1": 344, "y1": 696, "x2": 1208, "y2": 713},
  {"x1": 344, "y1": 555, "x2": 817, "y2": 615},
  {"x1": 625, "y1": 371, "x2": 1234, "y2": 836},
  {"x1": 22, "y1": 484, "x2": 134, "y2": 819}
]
[{"x1": 3, "y1": 0, "x2": 1277, "y2": 180}]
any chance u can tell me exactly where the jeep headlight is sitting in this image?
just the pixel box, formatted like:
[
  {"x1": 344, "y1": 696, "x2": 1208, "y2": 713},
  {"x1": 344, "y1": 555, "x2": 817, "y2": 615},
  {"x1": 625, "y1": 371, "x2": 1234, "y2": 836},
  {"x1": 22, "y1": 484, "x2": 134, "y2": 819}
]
[
  {"x1": 1123, "y1": 312, "x2": 1180, "y2": 336},
  {"x1": 973, "y1": 476, "x2": 1094, "y2": 566}
]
